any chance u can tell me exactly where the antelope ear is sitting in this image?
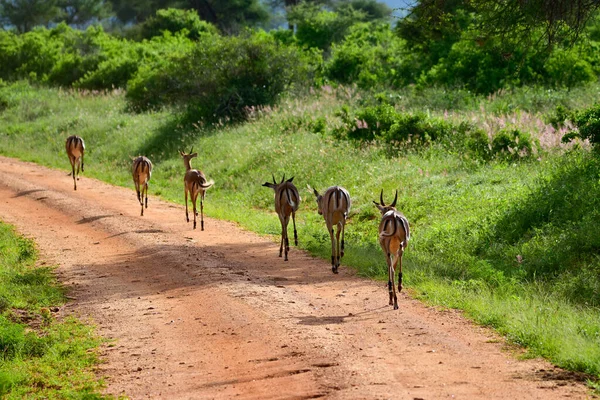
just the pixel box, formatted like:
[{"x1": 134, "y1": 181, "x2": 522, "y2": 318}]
[
  {"x1": 287, "y1": 176, "x2": 294, "y2": 182},
  {"x1": 191, "y1": 153, "x2": 198, "y2": 158},
  {"x1": 313, "y1": 188, "x2": 319, "y2": 198},
  {"x1": 178, "y1": 150, "x2": 185, "y2": 156},
  {"x1": 262, "y1": 182, "x2": 275, "y2": 188}
]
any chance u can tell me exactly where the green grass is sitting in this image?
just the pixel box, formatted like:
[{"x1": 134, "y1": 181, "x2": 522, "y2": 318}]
[
  {"x1": 0, "y1": 221, "x2": 107, "y2": 399},
  {"x1": 0, "y1": 81, "x2": 599, "y2": 385}
]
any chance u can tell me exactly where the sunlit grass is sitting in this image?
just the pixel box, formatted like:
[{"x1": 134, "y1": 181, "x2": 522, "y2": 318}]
[
  {"x1": 0, "y1": 81, "x2": 599, "y2": 385},
  {"x1": 0, "y1": 221, "x2": 107, "y2": 398}
]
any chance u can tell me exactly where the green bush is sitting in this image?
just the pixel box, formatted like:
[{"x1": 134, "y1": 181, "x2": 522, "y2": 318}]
[
  {"x1": 572, "y1": 104, "x2": 600, "y2": 146},
  {"x1": 334, "y1": 103, "x2": 495, "y2": 158},
  {"x1": 491, "y1": 129, "x2": 536, "y2": 159},
  {"x1": 126, "y1": 31, "x2": 315, "y2": 120},
  {"x1": 326, "y1": 22, "x2": 406, "y2": 88},
  {"x1": 140, "y1": 8, "x2": 219, "y2": 40},
  {"x1": 288, "y1": 3, "x2": 366, "y2": 51}
]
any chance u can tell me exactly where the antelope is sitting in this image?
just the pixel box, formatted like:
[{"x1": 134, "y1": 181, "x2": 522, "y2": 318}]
[
  {"x1": 180, "y1": 148, "x2": 214, "y2": 230},
  {"x1": 373, "y1": 189, "x2": 410, "y2": 310},
  {"x1": 262, "y1": 174, "x2": 300, "y2": 261},
  {"x1": 65, "y1": 135, "x2": 85, "y2": 190},
  {"x1": 312, "y1": 186, "x2": 351, "y2": 274},
  {"x1": 132, "y1": 156, "x2": 153, "y2": 216}
]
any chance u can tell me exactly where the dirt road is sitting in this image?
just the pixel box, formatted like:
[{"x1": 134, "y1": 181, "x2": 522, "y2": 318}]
[{"x1": 0, "y1": 156, "x2": 591, "y2": 399}]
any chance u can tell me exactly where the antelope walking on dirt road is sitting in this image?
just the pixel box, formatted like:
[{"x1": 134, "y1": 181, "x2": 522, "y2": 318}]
[
  {"x1": 312, "y1": 186, "x2": 351, "y2": 274},
  {"x1": 180, "y1": 149, "x2": 214, "y2": 230},
  {"x1": 65, "y1": 135, "x2": 85, "y2": 191},
  {"x1": 263, "y1": 175, "x2": 301, "y2": 261},
  {"x1": 373, "y1": 190, "x2": 410, "y2": 310},
  {"x1": 132, "y1": 156, "x2": 153, "y2": 216}
]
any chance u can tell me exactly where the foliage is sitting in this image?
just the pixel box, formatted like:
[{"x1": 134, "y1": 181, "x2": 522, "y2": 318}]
[
  {"x1": 126, "y1": 31, "x2": 315, "y2": 120},
  {"x1": 140, "y1": 8, "x2": 219, "y2": 40},
  {"x1": 571, "y1": 103, "x2": 600, "y2": 146},
  {"x1": 333, "y1": 0, "x2": 392, "y2": 22},
  {"x1": 325, "y1": 21, "x2": 407, "y2": 88},
  {"x1": 0, "y1": 0, "x2": 61, "y2": 32},
  {"x1": 288, "y1": 3, "x2": 367, "y2": 51}
]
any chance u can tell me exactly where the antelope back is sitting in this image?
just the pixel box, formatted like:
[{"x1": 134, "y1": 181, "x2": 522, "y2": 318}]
[
  {"x1": 132, "y1": 156, "x2": 153, "y2": 182},
  {"x1": 320, "y1": 186, "x2": 351, "y2": 217},
  {"x1": 65, "y1": 135, "x2": 85, "y2": 157},
  {"x1": 274, "y1": 182, "x2": 299, "y2": 215},
  {"x1": 379, "y1": 210, "x2": 410, "y2": 243}
]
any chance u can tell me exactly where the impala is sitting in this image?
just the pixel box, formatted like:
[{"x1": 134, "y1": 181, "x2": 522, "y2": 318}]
[
  {"x1": 312, "y1": 186, "x2": 351, "y2": 274},
  {"x1": 65, "y1": 135, "x2": 85, "y2": 190},
  {"x1": 262, "y1": 174, "x2": 300, "y2": 261},
  {"x1": 373, "y1": 189, "x2": 410, "y2": 310},
  {"x1": 132, "y1": 156, "x2": 153, "y2": 216},
  {"x1": 180, "y1": 149, "x2": 214, "y2": 230}
]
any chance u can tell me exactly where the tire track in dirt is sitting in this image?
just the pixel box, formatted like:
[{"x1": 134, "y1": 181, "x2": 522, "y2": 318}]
[{"x1": 0, "y1": 156, "x2": 592, "y2": 399}]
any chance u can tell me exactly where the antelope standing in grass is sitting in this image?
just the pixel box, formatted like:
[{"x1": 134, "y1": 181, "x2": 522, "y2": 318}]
[
  {"x1": 262, "y1": 174, "x2": 300, "y2": 261},
  {"x1": 180, "y1": 149, "x2": 214, "y2": 230},
  {"x1": 312, "y1": 186, "x2": 351, "y2": 274},
  {"x1": 65, "y1": 135, "x2": 85, "y2": 190},
  {"x1": 132, "y1": 156, "x2": 153, "y2": 216},
  {"x1": 373, "y1": 189, "x2": 410, "y2": 310}
]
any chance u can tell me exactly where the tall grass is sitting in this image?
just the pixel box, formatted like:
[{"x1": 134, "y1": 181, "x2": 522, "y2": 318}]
[
  {"x1": 0, "y1": 221, "x2": 106, "y2": 398},
  {"x1": 0, "y1": 81, "x2": 599, "y2": 383}
]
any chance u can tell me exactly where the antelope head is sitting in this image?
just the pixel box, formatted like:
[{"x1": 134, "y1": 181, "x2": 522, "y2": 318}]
[
  {"x1": 262, "y1": 174, "x2": 293, "y2": 190},
  {"x1": 311, "y1": 186, "x2": 324, "y2": 215},
  {"x1": 373, "y1": 189, "x2": 398, "y2": 215},
  {"x1": 179, "y1": 147, "x2": 198, "y2": 170}
]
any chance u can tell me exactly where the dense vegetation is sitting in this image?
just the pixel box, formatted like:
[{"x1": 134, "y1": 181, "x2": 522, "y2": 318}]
[
  {"x1": 0, "y1": 221, "x2": 105, "y2": 398},
  {"x1": 1, "y1": 0, "x2": 600, "y2": 392}
]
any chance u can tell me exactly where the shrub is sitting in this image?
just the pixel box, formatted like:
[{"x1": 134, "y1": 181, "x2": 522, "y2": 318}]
[
  {"x1": 335, "y1": 103, "x2": 492, "y2": 157},
  {"x1": 288, "y1": 3, "x2": 366, "y2": 51},
  {"x1": 325, "y1": 22, "x2": 406, "y2": 88},
  {"x1": 140, "y1": 8, "x2": 219, "y2": 40},
  {"x1": 572, "y1": 104, "x2": 600, "y2": 146},
  {"x1": 126, "y1": 31, "x2": 315, "y2": 121},
  {"x1": 491, "y1": 129, "x2": 536, "y2": 159}
]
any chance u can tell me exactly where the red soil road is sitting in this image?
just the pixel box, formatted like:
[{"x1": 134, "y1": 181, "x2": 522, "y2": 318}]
[{"x1": 0, "y1": 155, "x2": 593, "y2": 400}]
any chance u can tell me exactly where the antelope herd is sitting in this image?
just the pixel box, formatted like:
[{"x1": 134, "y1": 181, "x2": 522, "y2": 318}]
[{"x1": 65, "y1": 136, "x2": 410, "y2": 309}]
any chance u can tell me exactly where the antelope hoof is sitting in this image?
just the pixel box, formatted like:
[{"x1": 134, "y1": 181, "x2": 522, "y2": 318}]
[
  {"x1": 332, "y1": 266, "x2": 338, "y2": 274},
  {"x1": 201, "y1": 221, "x2": 204, "y2": 231},
  {"x1": 394, "y1": 302, "x2": 399, "y2": 310},
  {"x1": 193, "y1": 221, "x2": 197, "y2": 229},
  {"x1": 398, "y1": 284, "x2": 403, "y2": 292}
]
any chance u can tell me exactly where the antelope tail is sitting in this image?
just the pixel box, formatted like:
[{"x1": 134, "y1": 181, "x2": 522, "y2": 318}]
[
  {"x1": 284, "y1": 188, "x2": 296, "y2": 208},
  {"x1": 200, "y1": 180, "x2": 214, "y2": 189}
]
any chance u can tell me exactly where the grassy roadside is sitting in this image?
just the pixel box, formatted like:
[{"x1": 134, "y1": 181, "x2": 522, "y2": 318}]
[
  {"x1": 0, "y1": 221, "x2": 107, "y2": 398},
  {"x1": 0, "y1": 81, "x2": 599, "y2": 387}
]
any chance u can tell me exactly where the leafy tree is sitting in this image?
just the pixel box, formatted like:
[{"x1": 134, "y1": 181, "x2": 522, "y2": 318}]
[
  {"x1": 0, "y1": 0, "x2": 61, "y2": 32},
  {"x1": 405, "y1": 0, "x2": 600, "y2": 47},
  {"x1": 107, "y1": 0, "x2": 182, "y2": 24},
  {"x1": 186, "y1": 0, "x2": 269, "y2": 33},
  {"x1": 334, "y1": 0, "x2": 392, "y2": 22},
  {"x1": 57, "y1": 0, "x2": 112, "y2": 26},
  {"x1": 288, "y1": 2, "x2": 367, "y2": 51}
]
